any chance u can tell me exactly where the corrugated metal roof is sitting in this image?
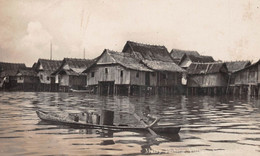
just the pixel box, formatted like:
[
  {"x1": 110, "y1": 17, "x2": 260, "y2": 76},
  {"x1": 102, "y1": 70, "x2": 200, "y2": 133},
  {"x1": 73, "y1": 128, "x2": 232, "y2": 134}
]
[{"x1": 187, "y1": 62, "x2": 228, "y2": 74}]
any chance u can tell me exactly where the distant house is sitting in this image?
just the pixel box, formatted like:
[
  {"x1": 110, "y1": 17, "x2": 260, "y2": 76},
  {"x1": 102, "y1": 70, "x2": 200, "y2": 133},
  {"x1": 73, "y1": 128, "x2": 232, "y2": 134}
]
[
  {"x1": 83, "y1": 49, "x2": 153, "y2": 95},
  {"x1": 16, "y1": 68, "x2": 39, "y2": 91},
  {"x1": 178, "y1": 54, "x2": 215, "y2": 69},
  {"x1": 187, "y1": 62, "x2": 228, "y2": 95},
  {"x1": 228, "y1": 60, "x2": 260, "y2": 96},
  {"x1": 170, "y1": 49, "x2": 215, "y2": 69},
  {"x1": 0, "y1": 62, "x2": 26, "y2": 90},
  {"x1": 170, "y1": 49, "x2": 200, "y2": 64},
  {"x1": 122, "y1": 41, "x2": 185, "y2": 94},
  {"x1": 33, "y1": 59, "x2": 62, "y2": 91},
  {"x1": 225, "y1": 61, "x2": 251, "y2": 73},
  {"x1": 52, "y1": 58, "x2": 94, "y2": 92}
]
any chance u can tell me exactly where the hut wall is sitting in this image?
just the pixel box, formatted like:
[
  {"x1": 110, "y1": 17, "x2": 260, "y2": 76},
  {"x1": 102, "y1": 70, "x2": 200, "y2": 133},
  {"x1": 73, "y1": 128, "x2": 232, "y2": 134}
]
[
  {"x1": 150, "y1": 72, "x2": 157, "y2": 86},
  {"x1": 60, "y1": 75, "x2": 69, "y2": 86},
  {"x1": 188, "y1": 73, "x2": 227, "y2": 87},
  {"x1": 248, "y1": 66, "x2": 257, "y2": 84},
  {"x1": 157, "y1": 72, "x2": 181, "y2": 86},
  {"x1": 234, "y1": 65, "x2": 258, "y2": 85},
  {"x1": 38, "y1": 71, "x2": 51, "y2": 84},
  {"x1": 87, "y1": 65, "x2": 130, "y2": 86},
  {"x1": 129, "y1": 70, "x2": 146, "y2": 86},
  {"x1": 69, "y1": 75, "x2": 86, "y2": 87}
]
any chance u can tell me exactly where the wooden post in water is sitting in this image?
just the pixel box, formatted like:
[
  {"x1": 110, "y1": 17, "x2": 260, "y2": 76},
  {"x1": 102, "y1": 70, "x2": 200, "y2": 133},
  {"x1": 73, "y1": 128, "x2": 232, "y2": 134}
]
[
  {"x1": 248, "y1": 85, "x2": 251, "y2": 97},
  {"x1": 128, "y1": 85, "x2": 131, "y2": 95}
]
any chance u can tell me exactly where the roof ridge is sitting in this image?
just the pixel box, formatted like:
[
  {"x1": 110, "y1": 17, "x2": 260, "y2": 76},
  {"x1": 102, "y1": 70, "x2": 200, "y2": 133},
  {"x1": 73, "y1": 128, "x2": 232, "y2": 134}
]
[
  {"x1": 127, "y1": 40, "x2": 166, "y2": 48},
  {"x1": 0, "y1": 62, "x2": 26, "y2": 65}
]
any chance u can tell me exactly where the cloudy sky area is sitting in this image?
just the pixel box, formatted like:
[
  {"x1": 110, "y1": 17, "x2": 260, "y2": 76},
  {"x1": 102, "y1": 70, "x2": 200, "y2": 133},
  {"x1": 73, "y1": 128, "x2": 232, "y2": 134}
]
[{"x1": 0, "y1": 0, "x2": 260, "y2": 66}]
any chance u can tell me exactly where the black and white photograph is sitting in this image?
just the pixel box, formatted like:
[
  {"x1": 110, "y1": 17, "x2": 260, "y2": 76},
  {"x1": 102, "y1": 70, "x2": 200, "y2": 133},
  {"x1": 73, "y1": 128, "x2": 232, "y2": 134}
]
[{"x1": 0, "y1": 0, "x2": 260, "y2": 155}]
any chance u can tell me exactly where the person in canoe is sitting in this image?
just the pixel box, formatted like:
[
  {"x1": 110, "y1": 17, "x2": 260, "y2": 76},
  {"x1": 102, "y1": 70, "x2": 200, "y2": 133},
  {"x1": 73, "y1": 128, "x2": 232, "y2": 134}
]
[{"x1": 141, "y1": 106, "x2": 160, "y2": 128}]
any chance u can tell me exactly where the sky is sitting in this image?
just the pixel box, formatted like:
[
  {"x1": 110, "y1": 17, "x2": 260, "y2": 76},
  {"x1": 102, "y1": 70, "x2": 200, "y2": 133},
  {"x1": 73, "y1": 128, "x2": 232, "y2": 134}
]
[{"x1": 0, "y1": 0, "x2": 260, "y2": 66}]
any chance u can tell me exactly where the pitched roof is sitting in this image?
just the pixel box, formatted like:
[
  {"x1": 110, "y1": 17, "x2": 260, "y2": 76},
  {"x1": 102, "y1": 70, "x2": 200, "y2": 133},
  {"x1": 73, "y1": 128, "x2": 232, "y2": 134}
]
[
  {"x1": 187, "y1": 55, "x2": 215, "y2": 63},
  {"x1": 99, "y1": 49, "x2": 153, "y2": 72},
  {"x1": 17, "y1": 68, "x2": 37, "y2": 77},
  {"x1": 187, "y1": 62, "x2": 228, "y2": 75},
  {"x1": 0, "y1": 62, "x2": 26, "y2": 77},
  {"x1": 170, "y1": 49, "x2": 200, "y2": 60},
  {"x1": 224, "y1": 61, "x2": 251, "y2": 73},
  {"x1": 234, "y1": 59, "x2": 260, "y2": 73},
  {"x1": 53, "y1": 58, "x2": 95, "y2": 75},
  {"x1": 35, "y1": 59, "x2": 62, "y2": 73},
  {"x1": 142, "y1": 60, "x2": 185, "y2": 72},
  {"x1": 63, "y1": 58, "x2": 94, "y2": 68},
  {"x1": 122, "y1": 41, "x2": 173, "y2": 62}
]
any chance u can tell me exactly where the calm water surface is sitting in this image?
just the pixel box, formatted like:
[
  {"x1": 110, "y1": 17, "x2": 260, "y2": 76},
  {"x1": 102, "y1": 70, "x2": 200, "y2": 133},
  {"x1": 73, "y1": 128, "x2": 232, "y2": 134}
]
[{"x1": 0, "y1": 92, "x2": 260, "y2": 155}]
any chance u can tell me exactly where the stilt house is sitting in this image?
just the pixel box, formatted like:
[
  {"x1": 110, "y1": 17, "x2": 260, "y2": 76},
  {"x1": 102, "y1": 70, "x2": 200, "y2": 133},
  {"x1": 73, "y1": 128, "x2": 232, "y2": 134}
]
[
  {"x1": 52, "y1": 58, "x2": 94, "y2": 92},
  {"x1": 122, "y1": 41, "x2": 185, "y2": 94},
  {"x1": 187, "y1": 62, "x2": 228, "y2": 95},
  {"x1": 228, "y1": 60, "x2": 260, "y2": 96},
  {"x1": 0, "y1": 62, "x2": 26, "y2": 90},
  {"x1": 33, "y1": 59, "x2": 62, "y2": 91},
  {"x1": 83, "y1": 49, "x2": 153, "y2": 95},
  {"x1": 16, "y1": 68, "x2": 39, "y2": 91}
]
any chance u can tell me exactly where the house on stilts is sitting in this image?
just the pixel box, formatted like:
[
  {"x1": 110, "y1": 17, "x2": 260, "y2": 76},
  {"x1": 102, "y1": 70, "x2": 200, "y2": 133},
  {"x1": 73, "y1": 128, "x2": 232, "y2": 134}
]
[
  {"x1": 52, "y1": 58, "x2": 94, "y2": 92},
  {"x1": 16, "y1": 68, "x2": 39, "y2": 91},
  {"x1": 0, "y1": 62, "x2": 26, "y2": 91},
  {"x1": 83, "y1": 49, "x2": 154, "y2": 95},
  {"x1": 228, "y1": 60, "x2": 260, "y2": 96},
  {"x1": 122, "y1": 41, "x2": 185, "y2": 95},
  {"x1": 186, "y1": 62, "x2": 229, "y2": 95},
  {"x1": 33, "y1": 59, "x2": 62, "y2": 92}
]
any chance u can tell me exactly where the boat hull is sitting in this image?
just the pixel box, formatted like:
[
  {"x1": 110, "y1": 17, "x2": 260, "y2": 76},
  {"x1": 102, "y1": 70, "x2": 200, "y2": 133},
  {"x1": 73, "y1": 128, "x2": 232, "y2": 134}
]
[{"x1": 36, "y1": 110, "x2": 180, "y2": 134}]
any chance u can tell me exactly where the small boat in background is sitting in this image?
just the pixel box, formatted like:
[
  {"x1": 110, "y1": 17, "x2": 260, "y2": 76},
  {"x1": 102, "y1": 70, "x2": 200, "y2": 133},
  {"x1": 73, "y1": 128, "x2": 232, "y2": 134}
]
[
  {"x1": 69, "y1": 88, "x2": 93, "y2": 93},
  {"x1": 36, "y1": 110, "x2": 181, "y2": 134}
]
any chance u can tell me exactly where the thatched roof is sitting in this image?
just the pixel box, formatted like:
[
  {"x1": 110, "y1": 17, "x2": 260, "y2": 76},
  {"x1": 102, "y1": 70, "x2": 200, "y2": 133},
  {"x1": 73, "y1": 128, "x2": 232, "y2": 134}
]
[
  {"x1": 170, "y1": 49, "x2": 200, "y2": 60},
  {"x1": 53, "y1": 58, "x2": 95, "y2": 75},
  {"x1": 17, "y1": 68, "x2": 37, "y2": 77},
  {"x1": 187, "y1": 62, "x2": 228, "y2": 75},
  {"x1": 34, "y1": 59, "x2": 62, "y2": 74},
  {"x1": 84, "y1": 49, "x2": 153, "y2": 72},
  {"x1": 107, "y1": 50, "x2": 153, "y2": 72},
  {"x1": 63, "y1": 58, "x2": 93, "y2": 68},
  {"x1": 142, "y1": 60, "x2": 185, "y2": 72},
  {"x1": 122, "y1": 41, "x2": 173, "y2": 62},
  {"x1": 186, "y1": 55, "x2": 215, "y2": 63},
  {"x1": 233, "y1": 59, "x2": 260, "y2": 74},
  {"x1": 225, "y1": 61, "x2": 251, "y2": 73},
  {"x1": 0, "y1": 62, "x2": 26, "y2": 77}
]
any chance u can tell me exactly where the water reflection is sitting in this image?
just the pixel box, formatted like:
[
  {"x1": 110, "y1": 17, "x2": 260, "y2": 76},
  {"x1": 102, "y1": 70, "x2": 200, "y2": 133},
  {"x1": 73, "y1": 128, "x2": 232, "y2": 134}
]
[{"x1": 0, "y1": 92, "x2": 260, "y2": 155}]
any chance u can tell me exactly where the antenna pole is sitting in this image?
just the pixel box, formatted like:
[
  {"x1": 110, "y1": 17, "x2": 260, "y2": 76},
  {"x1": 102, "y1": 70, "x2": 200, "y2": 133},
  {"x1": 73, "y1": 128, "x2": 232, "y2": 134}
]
[
  {"x1": 84, "y1": 48, "x2": 85, "y2": 59},
  {"x1": 50, "y1": 42, "x2": 52, "y2": 60}
]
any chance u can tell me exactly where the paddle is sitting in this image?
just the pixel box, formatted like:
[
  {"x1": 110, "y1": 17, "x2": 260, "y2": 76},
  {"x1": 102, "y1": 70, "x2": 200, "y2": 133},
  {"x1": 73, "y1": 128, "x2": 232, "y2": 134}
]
[{"x1": 132, "y1": 113, "x2": 159, "y2": 136}]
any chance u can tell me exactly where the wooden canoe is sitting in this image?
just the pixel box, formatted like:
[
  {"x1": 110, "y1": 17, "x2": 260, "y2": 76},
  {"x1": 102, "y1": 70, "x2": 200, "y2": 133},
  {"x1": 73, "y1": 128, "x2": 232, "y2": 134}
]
[{"x1": 36, "y1": 110, "x2": 181, "y2": 134}]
